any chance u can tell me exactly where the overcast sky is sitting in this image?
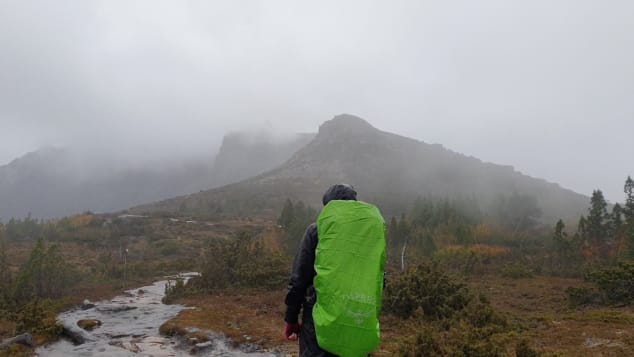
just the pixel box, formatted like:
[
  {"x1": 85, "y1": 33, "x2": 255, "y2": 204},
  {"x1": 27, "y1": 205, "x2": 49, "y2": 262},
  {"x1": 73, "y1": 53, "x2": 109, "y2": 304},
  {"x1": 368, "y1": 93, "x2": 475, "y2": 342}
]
[{"x1": 1, "y1": 0, "x2": 632, "y2": 202}]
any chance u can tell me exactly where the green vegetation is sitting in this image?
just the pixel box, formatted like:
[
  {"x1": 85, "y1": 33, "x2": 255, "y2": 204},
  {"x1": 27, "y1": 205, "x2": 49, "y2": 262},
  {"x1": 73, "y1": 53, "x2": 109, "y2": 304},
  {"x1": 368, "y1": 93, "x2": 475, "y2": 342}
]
[
  {"x1": 1, "y1": 176, "x2": 632, "y2": 355},
  {"x1": 553, "y1": 178, "x2": 634, "y2": 270},
  {"x1": 586, "y1": 261, "x2": 634, "y2": 305},
  {"x1": 277, "y1": 199, "x2": 317, "y2": 253},
  {"x1": 198, "y1": 232, "x2": 288, "y2": 290},
  {"x1": 547, "y1": 177, "x2": 634, "y2": 307},
  {"x1": 387, "y1": 265, "x2": 511, "y2": 356},
  {"x1": 0, "y1": 212, "x2": 209, "y2": 352},
  {"x1": 0, "y1": 235, "x2": 71, "y2": 349},
  {"x1": 500, "y1": 263, "x2": 534, "y2": 279},
  {"x1": 383, "y1": 263, "x2": 472, "y2": 319}
]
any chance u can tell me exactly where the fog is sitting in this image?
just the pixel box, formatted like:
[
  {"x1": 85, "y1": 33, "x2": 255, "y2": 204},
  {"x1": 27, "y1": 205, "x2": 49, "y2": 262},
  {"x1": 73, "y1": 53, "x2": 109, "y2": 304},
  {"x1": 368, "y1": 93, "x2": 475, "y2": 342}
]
[{"x1": 1, "y1": 0, "x2": 632, "y2": 202}]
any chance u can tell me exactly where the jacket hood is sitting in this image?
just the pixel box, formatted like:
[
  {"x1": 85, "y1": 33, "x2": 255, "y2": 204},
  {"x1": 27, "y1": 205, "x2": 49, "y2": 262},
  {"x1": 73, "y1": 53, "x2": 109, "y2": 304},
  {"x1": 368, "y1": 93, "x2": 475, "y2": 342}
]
[{"x1": 322, "y1": 184, "x2": 357, "y2": 206}]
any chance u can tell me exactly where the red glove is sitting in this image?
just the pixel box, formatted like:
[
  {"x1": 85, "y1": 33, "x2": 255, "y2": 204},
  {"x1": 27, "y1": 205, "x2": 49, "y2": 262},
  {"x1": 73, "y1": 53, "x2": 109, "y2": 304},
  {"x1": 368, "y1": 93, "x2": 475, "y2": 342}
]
[{"x1": 284, "y1": 322, "x2": 301, "y2": 341}]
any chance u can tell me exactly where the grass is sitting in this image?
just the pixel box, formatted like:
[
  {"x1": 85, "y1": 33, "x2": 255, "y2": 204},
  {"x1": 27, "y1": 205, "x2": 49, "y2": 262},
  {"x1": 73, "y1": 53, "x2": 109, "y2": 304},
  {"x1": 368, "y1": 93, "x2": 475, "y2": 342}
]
[
  {"x1": 160, "y1": 289, "x2": 418, "y2": 356},
  {"x1": 158, "y1": 274, "x2": 634, "y2": 356},
  {"x1": 467, "y1": 275, "x2": 634, "y2": 356},
  {"x1": 159, "y1": 289, "x2": 300, "y2": 355},
  {"x1": 3, "y1": 215, "x2": 633, "y2": 356}
]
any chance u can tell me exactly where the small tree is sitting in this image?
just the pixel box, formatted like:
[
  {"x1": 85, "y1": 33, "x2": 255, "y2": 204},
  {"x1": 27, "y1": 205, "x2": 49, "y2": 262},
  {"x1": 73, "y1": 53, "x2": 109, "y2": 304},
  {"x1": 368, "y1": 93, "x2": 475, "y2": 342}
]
[
  {"x1": 552, "y1": 219, "x2": 569, "y2": 270},
  {"x1": 277, "y1": 199, "x2": 317, "y2": 254},
  {"x1": 551, "y1": 219, "x2": 583, "y2": 276},
  {"x1": 0, "y1": 227, "x2": 12, "y2": 307},
  {"x1": 12, "y1": 237, "x2": 72, "y2": 303},
  {"x1": 277, "y1": 199, "x2": 294, "y2": 229},
  {"x1": 624, "y1": 176, "x2": 634, "y2": 259},
  {"x1": 386, "y1": 216, "x2": 399, "y2": 247},
  {"x1": 584, "y1": 190, "x2": 612, "y2": 260}
]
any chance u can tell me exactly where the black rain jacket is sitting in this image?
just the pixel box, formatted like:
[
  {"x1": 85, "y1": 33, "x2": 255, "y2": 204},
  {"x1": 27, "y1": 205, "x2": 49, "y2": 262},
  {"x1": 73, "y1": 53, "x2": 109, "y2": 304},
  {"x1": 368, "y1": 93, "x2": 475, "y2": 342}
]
[{"x1": 284, "y1": 222, "x2": 318, "y2": 323}]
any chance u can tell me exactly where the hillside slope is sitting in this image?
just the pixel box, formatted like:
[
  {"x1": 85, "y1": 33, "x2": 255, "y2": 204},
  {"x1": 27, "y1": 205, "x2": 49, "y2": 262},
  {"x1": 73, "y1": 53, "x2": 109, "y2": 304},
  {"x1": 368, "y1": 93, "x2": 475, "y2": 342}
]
[
  {"x1": 0, "y1": 147, "x2": 214, "y2": 219},
  {"x1": 133, "y1": 114, "x2": 588, "y2": 221},
  {"x1": 211, "y1": 131, "x2": 314, "y2": 187}
]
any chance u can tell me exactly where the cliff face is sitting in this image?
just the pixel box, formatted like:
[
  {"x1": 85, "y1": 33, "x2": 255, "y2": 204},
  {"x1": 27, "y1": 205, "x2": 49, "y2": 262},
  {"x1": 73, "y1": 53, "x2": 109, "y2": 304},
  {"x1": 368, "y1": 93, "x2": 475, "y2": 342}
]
[
  {"x1": 211, "y1": 131, "x2": 315, "y2": 187},
  {"x1": 134, "y1": 114, "x2": 589, "y2": 222}
]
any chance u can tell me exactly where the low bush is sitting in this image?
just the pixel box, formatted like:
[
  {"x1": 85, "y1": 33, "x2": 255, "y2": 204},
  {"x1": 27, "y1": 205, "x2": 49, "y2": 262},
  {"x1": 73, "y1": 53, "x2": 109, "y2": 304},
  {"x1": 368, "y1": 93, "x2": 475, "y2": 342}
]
[
  {"x1": 162, "y1": 278, "x2": 187, "y2": 304},
  {"x1": 565, "y1": 286, "x2": 602, "y2": 307},
  {"x1": 433, "y1": 244, "x2": 510, "y2": 275},
  {"x1": 500, "y1": 263, "x2": 534, "y2": 279},
  {"x1": 515, "y1": 340, "x2": 539, "y2": 357},
  {"x1": 397, "y1": 298, "x2": 509, "y2": 357},
  {"x1": 383, "y1": 263, "x2": 472, "y2": 320},
  {"x1": 198, "y1": 233, "x2": 289, "y2": 291},
  {"x1": 586, "y1": 261, "x2": 634, "y2": 305},
  {"x1": 15, "y1": 299, "x2": 61, "y2": 339},
  {"x1": 390, "y1": 264, "x2": 513, "y2": 356}
]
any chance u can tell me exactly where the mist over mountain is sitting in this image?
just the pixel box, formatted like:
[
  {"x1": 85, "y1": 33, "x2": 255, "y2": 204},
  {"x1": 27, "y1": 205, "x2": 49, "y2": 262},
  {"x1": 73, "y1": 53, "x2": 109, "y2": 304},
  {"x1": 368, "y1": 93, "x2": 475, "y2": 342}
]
[
  {"x1": 0, "y1": 127, "x2": 316, "y2": 220},
  {"x1": 134, "y1": 114, "x2": 589, "y2": 222},
  {"x1": 212, "y1": 130, "x2": 315, "y2": 187},
  {"x1": 0, "y1": 147, "x2": 215, "y2": 220}
]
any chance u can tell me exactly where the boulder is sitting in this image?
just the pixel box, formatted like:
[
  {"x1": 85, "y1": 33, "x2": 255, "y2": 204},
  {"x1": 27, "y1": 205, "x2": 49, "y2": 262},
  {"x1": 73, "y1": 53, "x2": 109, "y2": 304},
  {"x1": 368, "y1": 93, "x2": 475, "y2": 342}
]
[{"x1": 81, "y1": 299, "x2": 96, "y2": 310}]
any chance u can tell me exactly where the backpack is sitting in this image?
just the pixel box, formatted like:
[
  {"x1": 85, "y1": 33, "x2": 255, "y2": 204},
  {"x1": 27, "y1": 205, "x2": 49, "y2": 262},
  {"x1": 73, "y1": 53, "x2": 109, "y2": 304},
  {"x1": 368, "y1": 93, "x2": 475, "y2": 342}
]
[{"x1": 313, "y1": 200, "x2": 386, "y2": 357}]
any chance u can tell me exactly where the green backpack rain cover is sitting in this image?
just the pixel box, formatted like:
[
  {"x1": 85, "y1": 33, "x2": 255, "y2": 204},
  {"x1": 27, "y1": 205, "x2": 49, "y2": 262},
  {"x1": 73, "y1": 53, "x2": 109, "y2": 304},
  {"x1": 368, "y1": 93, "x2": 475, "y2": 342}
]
[{"x1": 313, "y1": 200, "x2": 386, "y2": 357}]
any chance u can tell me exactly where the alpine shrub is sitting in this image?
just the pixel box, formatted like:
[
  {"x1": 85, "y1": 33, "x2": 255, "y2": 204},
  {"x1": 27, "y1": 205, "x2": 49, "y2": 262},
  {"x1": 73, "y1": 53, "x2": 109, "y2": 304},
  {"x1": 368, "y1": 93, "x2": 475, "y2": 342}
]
[
  {"x1": 383, "y1": 262, "x2": 472, "y2": 319},
  {"x1": 586, "y1": 261, "x2": 634, "y2": 305}
]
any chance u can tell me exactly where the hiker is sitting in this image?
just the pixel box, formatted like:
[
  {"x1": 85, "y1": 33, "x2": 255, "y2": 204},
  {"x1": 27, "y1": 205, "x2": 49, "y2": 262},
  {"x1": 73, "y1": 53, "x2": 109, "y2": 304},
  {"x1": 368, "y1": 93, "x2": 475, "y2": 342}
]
[{"x1": 283, "y1": 184, "x2": 386, "y2": 357}]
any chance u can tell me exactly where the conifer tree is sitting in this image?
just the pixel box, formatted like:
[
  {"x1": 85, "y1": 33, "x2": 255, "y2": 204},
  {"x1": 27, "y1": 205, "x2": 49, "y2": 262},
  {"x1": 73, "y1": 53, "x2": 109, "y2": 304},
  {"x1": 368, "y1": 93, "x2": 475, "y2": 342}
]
[
  {"x1": 278, "y1": 199, "x2": 294, "y2": 229},
  {"x1": 552, "y1": 219, "x2": 567, "y2": 271},
  {"x1": 13, "y1": 237, "x2": 47, "y2": 302},
  {"x1": 611, "y1": 203, "x2": 625, "y2": 257},
  {"x1": 0, "y1": 227, "x2": 11, "y2": 305},
  {"x1": 586, "y1": 190, "x2": 611, "y2": 260},
  {"x1": 387, "y1": 216, "x2": 399, "y2": 247},
  {"x1": 624, "y1": 176, "x2": 634, "y2": 259}
]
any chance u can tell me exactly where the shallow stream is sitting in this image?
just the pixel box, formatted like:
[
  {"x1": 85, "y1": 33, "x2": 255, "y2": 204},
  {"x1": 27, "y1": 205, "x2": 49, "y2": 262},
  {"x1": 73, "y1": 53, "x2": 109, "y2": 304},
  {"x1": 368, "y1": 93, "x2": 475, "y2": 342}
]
[{"x1": 36, "y1": 274, "x2": 277, "y2": 357}]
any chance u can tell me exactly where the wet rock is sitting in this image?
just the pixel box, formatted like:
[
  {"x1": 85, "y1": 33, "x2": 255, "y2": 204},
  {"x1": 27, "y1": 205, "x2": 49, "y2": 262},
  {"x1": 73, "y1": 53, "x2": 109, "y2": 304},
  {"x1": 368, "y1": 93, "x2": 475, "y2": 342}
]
[
  {"x1": 0, "y1": 333, "x2": 34, "y2": 349},
  {"x1": 240, "y1": 342, "x2": 261, "y2": 353},
  {"x1": 142, "y1": 336, "x2": 169, "y2": 344},
  {"x1": 191, "y1": 341, "x2": 213, "y2": 353},
  {"x1": 108, "y1": 333, "x2": 130, "y2": 339},
  {"x1": 61, "y1": 322, "x2": 95, "y2": 345},
  {"x1": 81, "y1": 299, "x2": 96, "y2": 310},
  {"x1": 110, "y1": 341, "x2": 141, "y2": 353},
  {"x1": 77, "y1": 319, "x2": 102, "y2": 331},
  {"x1": 96, "y1": 304, "x2": 138, "y2": 313},
  {"x1": 138, "y1": 289, "x2": 145, "y2": 295}
]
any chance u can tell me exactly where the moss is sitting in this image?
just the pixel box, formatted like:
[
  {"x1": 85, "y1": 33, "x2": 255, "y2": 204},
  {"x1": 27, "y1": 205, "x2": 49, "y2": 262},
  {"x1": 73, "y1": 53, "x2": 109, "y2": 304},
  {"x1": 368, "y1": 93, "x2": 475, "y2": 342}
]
[
  {"x1": 77, "y1": 319, "x2": 101, "y2": 331},
  {"x1": 158, "y1": 321, "x2": 188, "y2": 337}
]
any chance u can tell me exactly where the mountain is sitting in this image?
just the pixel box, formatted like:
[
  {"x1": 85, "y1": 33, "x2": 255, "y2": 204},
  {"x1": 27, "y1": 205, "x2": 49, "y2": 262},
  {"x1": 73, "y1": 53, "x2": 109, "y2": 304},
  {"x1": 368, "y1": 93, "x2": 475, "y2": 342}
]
[
  {"x1": 0, "y1": 128, "x2": 314, "y2": 220},
  {"x1": 0, "y1": 147, "x2": 214, "y2": 220},
  {"x1": 211, "y1": 130, "x2": 315, "y2": 187},
  {"x1": 133, "y1": 114, "x2": 589, "y2": 222}
]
